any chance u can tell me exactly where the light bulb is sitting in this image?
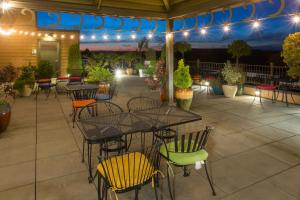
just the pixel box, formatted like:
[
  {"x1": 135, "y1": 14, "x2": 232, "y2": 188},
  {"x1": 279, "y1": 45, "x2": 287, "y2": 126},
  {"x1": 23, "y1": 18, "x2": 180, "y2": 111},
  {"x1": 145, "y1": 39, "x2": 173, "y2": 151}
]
[
  {"x1": 1, "y1": 1, "x2": 11, "y2": 11},
  {"x1": 80, "y1": 35, "x2": 85, "y2": 39},
  {"x1": 61, "y1": 34, "x2": 65, "y2": 39},
  {"x1": 183, "y1": 31, "x2": 189, "y2": 37},
  {"x1": 91, "y1": 35, "x2": 96, "y2": 40},
  {"x1": 200, "y1": 28, "x2": 207, "y2": 35},
  {"x1": 223, "y1": 25, "x2": 230, "y2": 32},
  {"x1": 131, "y1": 34, "x2": 136, "y2": 39},
  {"x1": 103, "y1": 34, "x2": 108, "y2": 40},
  {"x1": 292, "y1": 15, "x2": 300, "y2": 24},
  {"x1": 148, "y1": 33, "x2": 153, "y2": 39},
  {"x1": 53, "y1": 34, "x2": 57, "y2": 38},
  {"x1": 31, "y1": 32, "x2": 35, "y2": 36},
  {"x1": 70, "y1": 35, "x2": 74, "y2": 39},
  {"x1": 252, "y1": 21, "x2": 260, "y2": 29},
  {"x1": 116, "y1": 34, "x2": 121, "y2": 40}
]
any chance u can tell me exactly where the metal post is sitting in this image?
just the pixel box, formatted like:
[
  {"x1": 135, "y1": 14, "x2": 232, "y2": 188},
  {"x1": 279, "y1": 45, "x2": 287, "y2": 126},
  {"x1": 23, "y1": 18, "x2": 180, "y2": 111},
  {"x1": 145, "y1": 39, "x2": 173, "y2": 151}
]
[{"x1": 166, "y1": 18, "x2": 174, "y2": 105}]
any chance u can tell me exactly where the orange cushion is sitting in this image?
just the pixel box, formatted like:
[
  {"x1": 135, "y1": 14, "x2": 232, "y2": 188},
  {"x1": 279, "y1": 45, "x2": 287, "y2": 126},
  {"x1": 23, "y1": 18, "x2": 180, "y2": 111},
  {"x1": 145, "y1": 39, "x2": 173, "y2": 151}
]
[
  {"x1": 37, "y1": 79, "x2": 51, "y2": 83},
  {"x1": 72, "y1": 99, "x2": 96, "y2": 108}
]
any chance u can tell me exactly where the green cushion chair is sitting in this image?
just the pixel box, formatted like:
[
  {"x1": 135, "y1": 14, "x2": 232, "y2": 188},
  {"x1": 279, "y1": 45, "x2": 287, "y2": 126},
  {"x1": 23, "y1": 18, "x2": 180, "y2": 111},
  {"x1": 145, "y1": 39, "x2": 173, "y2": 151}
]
[{"x1": 159, "y1": 126, "x2": 216, "y2": 200}]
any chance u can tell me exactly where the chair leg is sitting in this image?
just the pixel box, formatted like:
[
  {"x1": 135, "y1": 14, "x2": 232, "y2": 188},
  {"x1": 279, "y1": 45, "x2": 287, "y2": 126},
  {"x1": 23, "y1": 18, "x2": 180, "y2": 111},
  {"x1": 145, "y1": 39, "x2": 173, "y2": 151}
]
[
  {"x1": 82, "y1": 138, "x2": 85, "y2": 163},
  {"x1": 72, "y1": 108, "x2": 77, "y2": 128},
  {"x1": 154, "y1": 177, "x2": 159, "y2": 200},
  {"x1": 204, "y1": 161, "x2": 216, "y2": 196},
  {"x1": 166, "y1": 164, "x2": 174, "y2": 200},
  {"x1": 97, "y1": 173, "x2": 101, "y2": 200},
  {"x1": 134, "y1": 188, "x2": 139, "y2": 200}
]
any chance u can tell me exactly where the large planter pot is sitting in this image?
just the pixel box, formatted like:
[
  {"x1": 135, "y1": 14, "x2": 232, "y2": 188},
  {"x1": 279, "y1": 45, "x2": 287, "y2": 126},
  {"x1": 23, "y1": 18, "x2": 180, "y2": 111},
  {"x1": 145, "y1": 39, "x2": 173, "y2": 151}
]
[
  {"x1": 0, "y1": 104, "x2": 11, "y2": 134},
  {"x1": 23, "y1": 85, "x2": 32, "y2": 97},
  {"x1": 236, "y1": 84, "x2": 244, "y2": 96},
  {"x1": 126, "y1": 68, "x2": 133, "y2": 75},
  {"x1": 98, "y1": 82, "x2": 110, "y2": 94},
  {"x1": 212, "y1": 86, "x2": 223, "y2": 95},
  {"x1": 139, "y1": 69, "x2": 144, "y2": 77},
  {"x1": 175, "y1": 88, "x2": 193, "y2": 111},
  {"x1": 222, "y1": 85, "x2": 238, "y2": 98}
]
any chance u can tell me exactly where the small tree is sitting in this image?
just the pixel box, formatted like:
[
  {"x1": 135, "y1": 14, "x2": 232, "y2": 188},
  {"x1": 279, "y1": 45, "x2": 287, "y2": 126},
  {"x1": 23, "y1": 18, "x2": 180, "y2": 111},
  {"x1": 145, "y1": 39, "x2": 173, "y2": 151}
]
[
  {"x1": 174, "y1": 41, "x2": 192, "y2": 60},
  {"x1": 68, "y1": 43, "x2": 82, "y2": 75},
  {"x1": 282, "y1": 32, "x2": 300, "y2": 79},
  {"x1": 228, "y1": 40, "x2": 251, "y2": 67},
  {"x1": 123, "y1": 52, "x2": 138, "y2": 68}
]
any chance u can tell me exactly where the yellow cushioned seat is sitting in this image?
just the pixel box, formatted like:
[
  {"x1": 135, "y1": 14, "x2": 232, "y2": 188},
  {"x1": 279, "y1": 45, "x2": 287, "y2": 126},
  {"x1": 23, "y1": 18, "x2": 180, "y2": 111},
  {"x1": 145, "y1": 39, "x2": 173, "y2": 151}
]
[{"x1": 97, "y1": 152, "x2": 154, "y2": 190}]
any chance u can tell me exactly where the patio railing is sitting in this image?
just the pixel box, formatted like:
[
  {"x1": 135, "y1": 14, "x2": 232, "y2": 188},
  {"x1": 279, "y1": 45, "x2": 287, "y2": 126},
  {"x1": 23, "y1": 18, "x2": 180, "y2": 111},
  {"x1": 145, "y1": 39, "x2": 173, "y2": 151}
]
[{"x1": 186, "y1": 60, "x2": 288, "y2": 86}]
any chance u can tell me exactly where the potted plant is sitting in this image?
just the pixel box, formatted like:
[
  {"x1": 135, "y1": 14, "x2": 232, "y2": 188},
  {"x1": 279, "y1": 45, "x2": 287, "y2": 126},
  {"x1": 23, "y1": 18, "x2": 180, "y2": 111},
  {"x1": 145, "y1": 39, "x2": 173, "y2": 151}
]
[
  {"x1": 87, "y1": 64, "x2": 113, "y2": 93},
  {"x1": 36, "y1": 60, "x2": 54, "y2": 79},
  {"x1": 68, "y1": 43, "x2": 83, "y2": 76},
  {"x1": 144, "y1": 61, "x2": 159, "y2": 90},
  {"x1": 0, "y1": 64, "x2": 17, "y2": 84},
  {"x1": 221, "y1": 61, "x2": 242, "y2": 98},
  {"x1": 0, "y1": 100, "x2": 11, "y2": 134},
  {"x1": 123, "y1": 52, "x2": 137, "y2": 76},
  {"x1": 174, "y1": 59, "x2": 193, "y2": 110},
  {"x1": 135, "y1": 63, "x2": 145, "y2": 77},
  {"x1": 281, "y1": 32, "x2": 300, "y2": 81},
  {"x1": 13, "y1": 64, "x2": 36, "y2": 96},
  {"x1": 210, "y1": 77, "x2": 223, "y2": 95}
]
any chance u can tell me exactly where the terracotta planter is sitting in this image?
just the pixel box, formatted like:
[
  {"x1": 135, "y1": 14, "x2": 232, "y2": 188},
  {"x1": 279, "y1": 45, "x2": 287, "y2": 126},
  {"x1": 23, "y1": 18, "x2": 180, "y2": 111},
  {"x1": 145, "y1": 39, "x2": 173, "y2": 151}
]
[
  {"x1": 175, "y1": 88, "x2": 193, "y2": 110},
  {"x1": 222, "y1": 85, "x2": 237, "y2": 98},
  {"x1": 98, "y1": 82, "x2": 110, "y2": 94},
  {"x1": 126, "y1": 68, "x2": 133, "y2": 75},
  {"x1": 0, "y1": 104, "x2": 11, "y2": 134}
]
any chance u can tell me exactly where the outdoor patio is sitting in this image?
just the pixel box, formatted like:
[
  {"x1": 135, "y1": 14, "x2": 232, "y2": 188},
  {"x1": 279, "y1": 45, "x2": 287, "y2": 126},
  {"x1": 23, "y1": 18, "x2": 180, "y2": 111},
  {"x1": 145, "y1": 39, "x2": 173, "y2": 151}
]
[{"x1": 0, "y1": 76, "x2": 299, "y2": 200}]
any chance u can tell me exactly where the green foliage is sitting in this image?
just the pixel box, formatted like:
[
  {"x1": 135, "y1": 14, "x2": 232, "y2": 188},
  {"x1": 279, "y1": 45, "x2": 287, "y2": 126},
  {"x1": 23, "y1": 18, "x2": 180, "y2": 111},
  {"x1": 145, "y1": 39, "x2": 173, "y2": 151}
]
[
  {"x1": 174, "y1": 59, "x2": 193, "y2": 89},
  {"x1": 281, "y1": 32, "x2": 300, "y2": 79},
  {"x1": 19, "y1": 64, "x2": 36, "y2": 85},
  {"x1": 160, "y1": 44, "x2": 166, "y2": 60},
  {"x1": 87, "y1": 64, "x2": 113, "y2": 82},
  {"x1": 0, "y1": 100, "x2": 9, "y2": 105},
  {"x1": 37, "y1": 60, "x2": 54, "y2": 79},
  {"x1": 68, "y1": 43, "x2": 82, "y2": 75},
  {"x1": 144, "y1": 61, "x2": 156, "y2": 76},
  {"x1": 134, "y1": 63, "x2": 145, "y2": 71},
  {"x1": 13, "y1": 79, "x2": 26, "y2": 94},
  {"x1": 123, "y1": 52, "x2": 138, "y2": 68},
  {"x1": 0, "y1": 64, "x2": 17, "y2": 83},
  {"x1": 174, "y1": 41, "x2": 192, "y2": 59},
  {"x1": 145, "y1": 48, "x2": 156, "y2": 61},
  {"x1": 221, "y1": 61, "x2": 242, "y2": 85},
  {"x1": 228, "y1": 40, "x2": 251, "y2": 66}
]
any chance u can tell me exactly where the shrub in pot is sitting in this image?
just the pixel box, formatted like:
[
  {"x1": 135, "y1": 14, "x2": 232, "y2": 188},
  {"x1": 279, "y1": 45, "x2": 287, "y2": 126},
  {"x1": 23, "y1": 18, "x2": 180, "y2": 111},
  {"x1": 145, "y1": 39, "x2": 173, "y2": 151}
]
[
  {"x1": 221, "y1": 61, "x2": 242, "y2": 98},
  {"x1": 174, "y1": 59, "x2": 193, "y2": 110},
  {"x1": 135, "y1": 63, "x2": 145, "y2": 77},
  {"x1": 87, "y1": 64, "x2": 113, "y2": 93},
  {"x1": 13, "y1": 64, "x2": 36, "y2": 96},
  {"x1": 36, "y1": 60, "x2": 54, "y2": 79},
  {"x1": 0, "y1": 100, "x2": 11, "y2": 134},
  {"x1": 0, "y1": 64, "x2": 17, "y2": 83}
]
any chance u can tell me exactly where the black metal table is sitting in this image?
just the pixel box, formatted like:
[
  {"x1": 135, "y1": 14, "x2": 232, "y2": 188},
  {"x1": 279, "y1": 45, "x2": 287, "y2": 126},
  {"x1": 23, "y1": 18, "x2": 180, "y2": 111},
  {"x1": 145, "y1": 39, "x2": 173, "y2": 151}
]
[
  {"x1": 78, "y1": 106, "x2": 202, "y2": 181},
  {"x1": 277, "y1": 81, "x2": 300, "y2": 106},
  {"x1": 64, "y1": 84, "x2": 98, "y2": 92}
]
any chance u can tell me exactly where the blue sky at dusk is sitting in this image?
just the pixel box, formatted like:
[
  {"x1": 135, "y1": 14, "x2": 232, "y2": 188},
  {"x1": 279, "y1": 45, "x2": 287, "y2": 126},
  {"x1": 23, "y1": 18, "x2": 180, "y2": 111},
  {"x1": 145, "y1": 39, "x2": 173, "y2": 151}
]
[{"x1": 37, "y1": 0, "x2": 300, "y2": 51}]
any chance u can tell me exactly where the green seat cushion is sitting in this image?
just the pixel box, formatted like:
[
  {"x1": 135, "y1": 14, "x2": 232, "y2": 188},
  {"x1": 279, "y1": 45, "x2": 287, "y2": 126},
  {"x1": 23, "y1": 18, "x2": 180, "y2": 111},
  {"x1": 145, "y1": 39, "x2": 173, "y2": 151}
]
[{"x1": 160, "y1": 141, "x2": 208, "y2": 166}]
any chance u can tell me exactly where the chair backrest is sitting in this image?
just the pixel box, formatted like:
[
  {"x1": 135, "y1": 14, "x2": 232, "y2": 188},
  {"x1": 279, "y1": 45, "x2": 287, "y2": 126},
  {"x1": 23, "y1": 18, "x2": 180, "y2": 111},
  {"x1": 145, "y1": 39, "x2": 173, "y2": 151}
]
[
  {"x1": 127, "y1": 96, "x2": 161, "y2": 112},
  {"x1": 97, "y1": 142, "x2": 161, "y2": 190},
  {"x1": 108, "y1": 82, "x2": 117, "y2": 98},
  {"x1": 71, "y1": 88, "x2": 97, "y2": 100},
  {"x1": 78, "y1": 101, "x2": 123, "y2": 120},
  {"x1": 165, "y1": 126, "x2": 213, "y2": 153}
]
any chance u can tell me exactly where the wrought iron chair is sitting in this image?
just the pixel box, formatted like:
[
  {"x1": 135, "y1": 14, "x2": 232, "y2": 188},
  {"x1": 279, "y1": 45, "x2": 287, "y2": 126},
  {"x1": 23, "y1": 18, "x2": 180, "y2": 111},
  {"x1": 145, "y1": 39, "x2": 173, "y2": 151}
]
[
  {"x1": 97, "y1": 142, "x2": 163, "y2": 200},
  {"x1": 77, "y1": 101, "x2": 127, "y2": 182},
  {"x1": 127, "y1": 96, "x2": 162, "y2": 112},
  {"x1": 35, "y1": 79, "x2": 57, "y2": 99},
  {"x1": 71, "y1": 87, "x2": 97, "y2": 127},
  {"x1": 95, "y1": 82, "x2": 117, "y2": 102},
  {"x1": 159, "y1": 126, "x2": 216, "y2": 200}
]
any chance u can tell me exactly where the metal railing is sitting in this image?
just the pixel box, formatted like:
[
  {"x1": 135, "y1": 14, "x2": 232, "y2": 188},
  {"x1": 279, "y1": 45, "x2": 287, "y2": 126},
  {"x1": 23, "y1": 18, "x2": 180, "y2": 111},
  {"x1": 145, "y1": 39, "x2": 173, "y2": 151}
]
[{"x1": 186, "y1": 60, "x2": 288, "y2": 86}]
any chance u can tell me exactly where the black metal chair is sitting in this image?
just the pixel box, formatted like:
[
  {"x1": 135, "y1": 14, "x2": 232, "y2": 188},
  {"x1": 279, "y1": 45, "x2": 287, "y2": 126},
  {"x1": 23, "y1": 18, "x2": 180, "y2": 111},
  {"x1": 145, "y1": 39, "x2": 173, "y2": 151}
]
[
  {"x1": 35, "y1": 79, "x2": 57, "y2": 99},
  {"x1": 127, "y1": 96, "x2": 162, "y2": 112},
  {"x1": 71, "y1": 87, "x2": 97, "y2": 127},
  {"x1": 95, "y1": 82, "x2": 117, "y2": 102},
  {"x1": 159, "y1": 126, "x2": 216, "y2": 200},
  {"x1": 97, "y1": 142, "x2": 162, "y2": 200},
  {"x1": 77, "y1": 101, "x2": 127, "y2": 182}
]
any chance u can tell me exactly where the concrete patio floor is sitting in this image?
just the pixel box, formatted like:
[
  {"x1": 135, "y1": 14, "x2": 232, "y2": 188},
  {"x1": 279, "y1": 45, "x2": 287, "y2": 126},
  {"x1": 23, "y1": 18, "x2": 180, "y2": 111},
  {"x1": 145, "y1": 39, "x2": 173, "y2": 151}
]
[{"x1": 0, "y1": 76, "x2": 299, "y2": 200}]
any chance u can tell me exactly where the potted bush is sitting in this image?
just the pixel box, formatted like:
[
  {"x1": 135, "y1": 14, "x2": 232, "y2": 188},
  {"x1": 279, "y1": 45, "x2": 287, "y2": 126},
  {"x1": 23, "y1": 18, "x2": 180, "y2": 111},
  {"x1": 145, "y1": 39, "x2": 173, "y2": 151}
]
[
  {"x1": 174, "y1": 59, "x2": 193, "y2": 110},
  {"x1": 87, "y1": 64, "x2": 113, "y2": 93},
  {"x1": 221, "y1": 61, "x2": 242, "y2": 98},
  {"x1": 135, "y1": 63, "x2": 145, "y2": 77},
  {"x1": 68, "y1": 43, "x2": 83, "y2": 76},
  {"x1": 0, "y1": 64, "x2": 17, "y2": 83},
  {"x1": 36, "y1": 60, "x2": 54, "y2": 79},
  {"x1": 13, "y1": 64, "x2": 36, "y2": 97},
  {"x1": 0, "y1": 100, "x2": 11, "y2": 134}
]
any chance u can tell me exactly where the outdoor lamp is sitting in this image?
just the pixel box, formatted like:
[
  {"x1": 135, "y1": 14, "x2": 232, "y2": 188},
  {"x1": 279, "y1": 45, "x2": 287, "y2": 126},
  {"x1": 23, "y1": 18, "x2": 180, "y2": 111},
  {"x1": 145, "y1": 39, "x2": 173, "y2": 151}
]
[{"x1": 204, "y1": 81, "x2": 210, "y2": 86}]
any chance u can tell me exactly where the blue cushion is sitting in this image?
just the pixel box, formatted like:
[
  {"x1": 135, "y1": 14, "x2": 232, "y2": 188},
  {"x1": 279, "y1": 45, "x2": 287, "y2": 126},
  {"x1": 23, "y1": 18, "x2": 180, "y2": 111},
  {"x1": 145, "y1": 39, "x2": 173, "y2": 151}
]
[{"x1": 95, "y1": 94, "x2": 111, "y2": 100}]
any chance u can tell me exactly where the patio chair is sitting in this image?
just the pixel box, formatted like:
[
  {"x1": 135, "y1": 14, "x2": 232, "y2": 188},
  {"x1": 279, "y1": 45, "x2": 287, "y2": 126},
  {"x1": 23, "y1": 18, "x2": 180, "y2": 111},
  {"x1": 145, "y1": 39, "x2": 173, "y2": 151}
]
[
  {"x1": 127, "y1": 96, "x2": 162, "y2": 112},
  {"x1": 159, "y1": 126, "x2": 216, "y2": 200},
  {"x1": 95, "y1": 82, "x2": 117, "y2": 102},
  {"x1": 35, "y1": 78, "x2": 57, "y2": 99},
  {"x1": 71, "y1": 87, "x2": 97, "y2": 127},
  {"x1": 96, "y1": 142, "x2": 163, "y2": 200},
  {"x1": 253, "y1": 84, "x2": 277, "y2": 103}
]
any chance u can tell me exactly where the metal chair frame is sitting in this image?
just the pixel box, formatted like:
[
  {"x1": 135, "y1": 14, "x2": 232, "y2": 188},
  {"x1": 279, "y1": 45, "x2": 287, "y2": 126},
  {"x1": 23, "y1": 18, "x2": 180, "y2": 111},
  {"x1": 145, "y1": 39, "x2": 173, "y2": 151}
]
[{"x1": 160, "y1": 126, "x2": 216, "y2": 200}]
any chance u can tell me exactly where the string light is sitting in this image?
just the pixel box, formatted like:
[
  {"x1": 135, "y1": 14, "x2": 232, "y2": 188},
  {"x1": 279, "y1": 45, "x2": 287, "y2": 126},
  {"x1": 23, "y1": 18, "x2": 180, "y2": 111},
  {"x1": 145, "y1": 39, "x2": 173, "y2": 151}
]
[
  {"x1": 61, "y1": 34, "x2": 65, "y2": 39},
  {"x1": 37, "y1": 33, "x2": 42, "y2": 37},
  {"x1": 131, "y1": 34, "x2": 136, "y2": 40},
  {"x1": 44, "y1": 33, "x2": 48, "y2": 37},
  {"x1": 200, "y1": 28, "x2": 207, "y2": 35},
  {"x1": 223, "y1": 24, "x2": 230, "y2": 32},
  {"x1": 147, "y1": 33, "x2": 153, "y2": 39},
  {"x1": 91, "y1": 35, "x2": 96, "y2": 40},
  {"x1": 80, "y1": 35, "x2": 85, "y2": 39},
  {"x1": 19, "y1": 30, "x2": 23, "y2": 34},
  {"x1": 292, "y1": 15, "x2": 300, "y2": 24},
  {"x1": 183, "y1": 31, "x2": 189, "y2": 37},
  {"x1": 103, "y1": 34, "x2": 108, "y2": 40},
  {"x1": 70, "y1": 35, "x2": 74, "y2": 39},
  {"x1": 116, "y1": 34, "x2": 121, "y2": 40},
  {"x1": 166, "y1": 32, "x2": 172, "y2": 38},
  {"x1": 53, "y1": 34, "x2": 57, "y2": 38},
  {"x1": 24, "y1": 31, "x2": 28, "y2": 35},
  {"x1": 31, "y1": 32, "x2": 35, "y2": 36},
  {"x1": 252, "y1": 20, "x2": 261, "y2": 29},
  {"x1": 1, "y1": 1, "x2": 12, "y2": 12}
]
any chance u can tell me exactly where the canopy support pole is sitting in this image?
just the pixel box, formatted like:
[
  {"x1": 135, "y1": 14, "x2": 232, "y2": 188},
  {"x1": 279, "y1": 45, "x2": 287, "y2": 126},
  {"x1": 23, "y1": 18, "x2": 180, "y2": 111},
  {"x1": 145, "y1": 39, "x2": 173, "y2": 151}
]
[{"x1": 166, "y1": 18, "x2": 174, "y2": 105}]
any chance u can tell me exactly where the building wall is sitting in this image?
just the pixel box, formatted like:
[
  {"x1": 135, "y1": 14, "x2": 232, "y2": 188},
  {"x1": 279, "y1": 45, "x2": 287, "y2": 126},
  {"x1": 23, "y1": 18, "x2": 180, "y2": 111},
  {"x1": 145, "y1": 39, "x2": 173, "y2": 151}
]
[{"x1": 0, "y1": 9, "x2": 79, "y2": 76}]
